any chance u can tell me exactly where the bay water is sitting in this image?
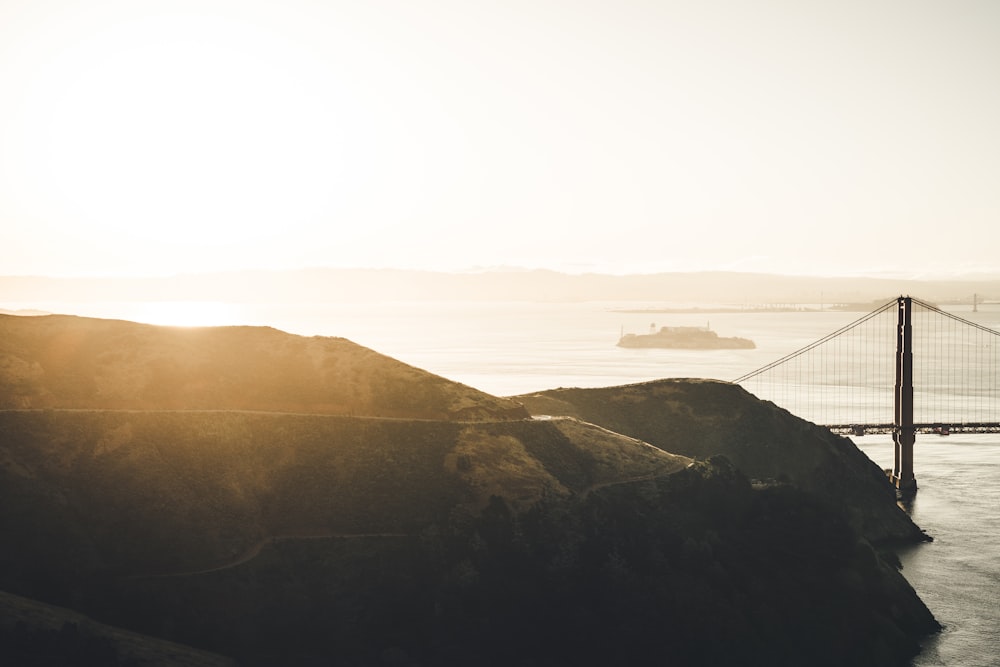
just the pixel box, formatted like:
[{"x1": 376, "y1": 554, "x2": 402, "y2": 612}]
[
  {"x1": 857, "y1": 435, "x2": 1000, "y2": 666},
  {"x1": 6, "y1": 298, "x2": 1000, "y2": 664}
]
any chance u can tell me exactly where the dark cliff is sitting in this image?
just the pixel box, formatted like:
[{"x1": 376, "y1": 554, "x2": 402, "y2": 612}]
[
  {"x1": 514, "y1": 379, "x2": 926, "y2": 545},
  {"x1": 0, "y1": 411, "x2": 937, "y2": 666}
]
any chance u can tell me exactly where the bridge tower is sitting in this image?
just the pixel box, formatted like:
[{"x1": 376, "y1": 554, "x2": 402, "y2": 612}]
[{"x1": 891, "y1": 296, "x2": 917, "y2": 496}]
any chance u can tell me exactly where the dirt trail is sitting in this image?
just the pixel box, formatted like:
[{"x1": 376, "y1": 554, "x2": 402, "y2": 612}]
[
  {"x1": 581, "y1": 471, "x2": 676, "y2": 497},
  {"x1": 127, "y1": 532, "x2": 410, "y2": 580}
]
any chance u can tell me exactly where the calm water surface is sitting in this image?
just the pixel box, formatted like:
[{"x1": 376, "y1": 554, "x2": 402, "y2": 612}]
[
  {"x1": 857, "y1": 436, "x2": 1000, "y2": 666},
  {"x1": 7, "y1": 299, "x2": 1000, "y2": 664}
]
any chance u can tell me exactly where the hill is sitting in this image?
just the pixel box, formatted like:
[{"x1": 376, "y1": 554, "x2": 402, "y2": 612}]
[
  {"x1": 0, "y1": 588, "x2": 234, "y2": 667},
  {"x1": 513, "y1": 379, "x2": 926, "y2": 545},
  {"x1": 0, "y1": 410, "x2": 687, "y2": 584},
  {"x1": 0, "y1": 314, "x2": 939, "y2": 665},
  {"x1": 0, "y1": 314, "x2": 526, "y2": 420},
  {"x1": 0, "y1": 410, "x2": 936, "y2": 665}
]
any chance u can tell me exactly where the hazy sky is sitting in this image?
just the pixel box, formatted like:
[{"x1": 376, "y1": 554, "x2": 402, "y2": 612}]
[{"x1": 2, "y1": 0, "x2": 998, "y2": 278}]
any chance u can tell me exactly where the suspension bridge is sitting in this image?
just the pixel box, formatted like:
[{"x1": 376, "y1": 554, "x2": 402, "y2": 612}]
[{"x1": 733, "y1": 296, "x2": 1000, "y2": 495}]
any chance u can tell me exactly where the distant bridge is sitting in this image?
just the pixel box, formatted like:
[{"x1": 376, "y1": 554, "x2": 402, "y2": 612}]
[{"x1": 733, "y1": 296, "x2": 1000, "y2": 495}]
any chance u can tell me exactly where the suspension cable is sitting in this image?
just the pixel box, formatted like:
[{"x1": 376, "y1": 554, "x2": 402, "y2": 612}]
[{"x1": 731, "y1": 299, "x2": 897, "y2": 383}]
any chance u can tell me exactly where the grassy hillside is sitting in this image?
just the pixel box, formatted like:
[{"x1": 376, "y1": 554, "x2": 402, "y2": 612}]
[
  {"x1": 0, "y1": 410, "x2": 688, "y2": 591},
  {"x1": 102, "y1": 460, "x2": 938, "y2": 666},
  {"x1": 0, "y1": 314, "x2": 940, "y2": 665},
  {"x1": 514, "y1": 379, "x2": 925, "y2": 544},
  {"x1": 0, "y1": 408, "x2": 939, "y2": 666},
  {"x1": 0, "y1": 314, "x2": 527, "y2": 420},
  {"x1": 0, "y1": 589, "x2": 234, "y2": 667}
]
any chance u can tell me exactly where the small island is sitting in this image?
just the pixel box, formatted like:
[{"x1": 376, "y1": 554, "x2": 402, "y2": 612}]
[{"x1": 618, "y1": 324, "x2": 756, "y2": 349}]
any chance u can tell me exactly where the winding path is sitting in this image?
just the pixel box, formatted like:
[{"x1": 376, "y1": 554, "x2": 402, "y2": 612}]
[{"x1": 126, "y1": 532, "x2": 410, "y2": 580}]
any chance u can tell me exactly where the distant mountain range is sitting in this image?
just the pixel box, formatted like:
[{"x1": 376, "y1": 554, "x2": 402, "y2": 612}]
[{"x1": 2, "y1": 268, "x2": 998, "y2": 305}]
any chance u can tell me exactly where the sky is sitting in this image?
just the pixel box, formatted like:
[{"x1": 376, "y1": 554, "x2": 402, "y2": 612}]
[{"x1": 1, "y1": 0, "x2": 999, "y2": 279}]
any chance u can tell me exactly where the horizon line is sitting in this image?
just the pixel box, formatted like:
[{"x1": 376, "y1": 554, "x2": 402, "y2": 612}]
[{"x1": 4, "y1": 265, "x2": 1000, "y2": 282}]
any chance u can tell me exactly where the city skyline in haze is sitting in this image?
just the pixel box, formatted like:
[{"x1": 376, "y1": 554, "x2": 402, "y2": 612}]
[{"x1": 2, "y1": 0, "x2": 999, "y2": 280}]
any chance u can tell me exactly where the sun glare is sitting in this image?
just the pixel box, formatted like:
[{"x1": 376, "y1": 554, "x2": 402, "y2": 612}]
[
  {"x1": 131, "y1": 301, "x2": 244, "y2": 328},
  {"x1": 17, "y1": 9, "x2": 349, "y2": 248}
]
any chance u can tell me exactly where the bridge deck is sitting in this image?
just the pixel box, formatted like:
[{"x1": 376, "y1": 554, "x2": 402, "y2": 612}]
[{"x1": 824, "y1": 422, "x2": 1000, "y2": 435}]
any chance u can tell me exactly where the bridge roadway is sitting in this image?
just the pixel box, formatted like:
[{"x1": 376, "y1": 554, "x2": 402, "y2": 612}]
[{"x1": 824, "y1": 422, "x2": 1000, "y2": 436}]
